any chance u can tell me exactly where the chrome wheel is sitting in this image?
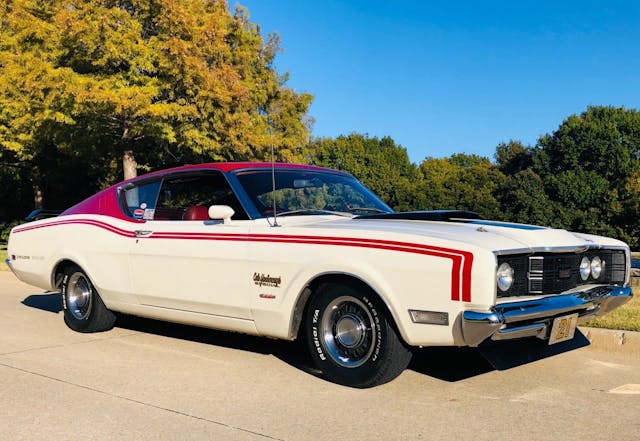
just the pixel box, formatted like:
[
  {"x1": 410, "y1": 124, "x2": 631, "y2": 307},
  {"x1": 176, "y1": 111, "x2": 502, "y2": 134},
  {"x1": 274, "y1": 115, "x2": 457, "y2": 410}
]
[
  {"x1": 320, "y1": 296, "x2": 376, "y2": 368},
  {"x1": 66, "y1": 272, "x2": 93, "y2": 321}
]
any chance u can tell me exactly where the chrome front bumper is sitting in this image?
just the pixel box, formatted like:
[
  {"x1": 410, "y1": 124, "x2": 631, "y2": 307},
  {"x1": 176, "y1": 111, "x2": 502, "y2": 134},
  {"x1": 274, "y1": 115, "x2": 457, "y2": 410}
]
[{"x1": 462, "y1": 286, "x2": 633, "y2": 347}]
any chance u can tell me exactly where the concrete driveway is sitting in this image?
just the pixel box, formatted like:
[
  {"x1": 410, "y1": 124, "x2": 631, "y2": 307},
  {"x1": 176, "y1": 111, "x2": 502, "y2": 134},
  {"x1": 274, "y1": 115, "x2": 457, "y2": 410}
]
[{"x1": 1, "y1": 272, "x2": 639, "y2": 441}]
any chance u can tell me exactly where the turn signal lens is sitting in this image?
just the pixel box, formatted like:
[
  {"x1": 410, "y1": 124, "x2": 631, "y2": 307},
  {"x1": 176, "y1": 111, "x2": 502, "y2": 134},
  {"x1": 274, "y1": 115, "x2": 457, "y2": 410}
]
[
  {"x1": 409, "y1": 310, "x2": 449, "y2": 325},
  {"x1": 579, "y1": 256, "x2": 591, "y2": 281},
  {"x1": 497, "y1": 262, "x2": 514, "y2": 292},
  {"x1": 591, "y1": 256, "x2": 603, "y2": 279}
]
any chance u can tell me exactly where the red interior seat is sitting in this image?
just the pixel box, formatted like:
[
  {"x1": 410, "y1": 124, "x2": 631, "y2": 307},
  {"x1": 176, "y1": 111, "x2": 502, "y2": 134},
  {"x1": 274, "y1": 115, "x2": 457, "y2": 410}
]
[{"x1": 182, "y1": 205, "x2": 209, "y2": 221}]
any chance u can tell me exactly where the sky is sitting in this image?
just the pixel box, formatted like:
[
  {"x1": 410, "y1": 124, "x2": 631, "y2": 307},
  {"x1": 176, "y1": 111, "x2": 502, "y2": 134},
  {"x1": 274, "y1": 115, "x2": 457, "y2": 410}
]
[{"x1": 235, "y1": 1, "x2": 640, "y2": 163}]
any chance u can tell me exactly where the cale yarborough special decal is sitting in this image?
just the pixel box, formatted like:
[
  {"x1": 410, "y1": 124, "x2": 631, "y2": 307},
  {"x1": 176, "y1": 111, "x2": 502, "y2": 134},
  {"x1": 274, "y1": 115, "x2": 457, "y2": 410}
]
[{"x1": 253, "y1": 273, "x2": 282, "y2": 288}]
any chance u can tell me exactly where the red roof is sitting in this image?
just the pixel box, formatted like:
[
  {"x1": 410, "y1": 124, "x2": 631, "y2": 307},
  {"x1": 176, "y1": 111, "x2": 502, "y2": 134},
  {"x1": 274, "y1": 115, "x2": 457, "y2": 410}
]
[
  {"x1": 124, "y1": 162, "x2": 346, "y2": 184},
  {"x1": 61, "y1": 162, "x2": 347, "y2": 220}
]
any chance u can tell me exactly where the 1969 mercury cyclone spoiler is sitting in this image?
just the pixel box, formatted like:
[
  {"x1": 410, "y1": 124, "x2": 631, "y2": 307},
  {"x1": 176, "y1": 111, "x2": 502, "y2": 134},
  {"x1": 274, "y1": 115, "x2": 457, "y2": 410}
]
[{"x1": 6, "y1": 162, "x2": 633, "y2": 387}]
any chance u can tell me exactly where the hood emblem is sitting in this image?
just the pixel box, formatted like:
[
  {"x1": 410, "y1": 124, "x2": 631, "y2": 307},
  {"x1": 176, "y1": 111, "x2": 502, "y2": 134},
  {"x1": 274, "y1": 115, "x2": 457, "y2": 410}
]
[{"x1": 477, "y1": 226, "x2": 489, "y2": 232}]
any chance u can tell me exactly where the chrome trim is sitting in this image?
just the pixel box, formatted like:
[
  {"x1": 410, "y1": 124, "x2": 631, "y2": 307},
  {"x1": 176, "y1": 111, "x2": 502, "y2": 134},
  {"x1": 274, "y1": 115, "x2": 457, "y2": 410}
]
[
  {"x1": 66, "y1": 272, "x2": 93, "y2": 320},
  {"x1": 528, "y1": 256, "x2": 544, "y2": 293},
  {"x1": 492, "y1": 322, "x2": 547, "y2": 340},
  {"x1": 320, "y1": 296, "x2": 376, "y2": 368},
  {"x1": 5, "y1": 258, "x2": 18, "y2": 277},
  {"x1": 494, "y1": 244, "x2": 629, "y2": 256},
  {"x1": 625, "y1": 248, "x2": 631, "y2": 286},
  {"x1": 462, "y1": 285, "x2": 633, "y2": 347},
  {"x1": 494, "y1": 245, "x2": 589, "y2": 256}
]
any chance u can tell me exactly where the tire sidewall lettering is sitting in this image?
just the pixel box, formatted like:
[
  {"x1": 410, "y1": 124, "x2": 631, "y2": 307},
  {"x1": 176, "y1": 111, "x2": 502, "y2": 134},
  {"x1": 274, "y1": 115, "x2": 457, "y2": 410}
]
[
  {"x1": 61, "y1": 274, "x2": 69, "y2": 310},
  {"x1": 363, "y1": 297, "x2": 383, "y2": 363},
  {"x1": 311, "y1": 309, "x2": 326, "y2": 361}
]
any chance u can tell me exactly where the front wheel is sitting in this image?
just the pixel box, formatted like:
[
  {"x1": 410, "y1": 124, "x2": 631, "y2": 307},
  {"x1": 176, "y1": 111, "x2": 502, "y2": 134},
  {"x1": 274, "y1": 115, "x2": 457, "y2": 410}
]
[
  {"x1": 61, "y1": 265, "x2": 116, "y2": 333},
  {"x1": 303, "y1": 283, "x2": 412, "y2": 388}
]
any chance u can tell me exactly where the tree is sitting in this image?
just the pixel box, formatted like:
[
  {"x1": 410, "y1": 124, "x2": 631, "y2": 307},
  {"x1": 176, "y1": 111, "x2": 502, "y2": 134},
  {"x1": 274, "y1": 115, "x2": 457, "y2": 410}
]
[
  {"x1": 417, "y1": 154, "x2": 505, "y2": 219},
  {"x1": 532, "y1": 106, "x2": 640, "y2": 244},
  {"x1": 496, "y1": 168, "x2": 557, "y2": 227},
  {"x1": 535, "y1": 106, "x2": 640, "y2": 185},
  {"x1": 0, "y1": 149, "x2": 32, "y2": 224},
  {"x1": 306, "y1": 134, "x2": 418, "y2": 211},
  {"x1": 0, "y1": 0, "x2": 312, "y2": 209},
  {"x1": 495, "y1": 140, "x2": 533, "y2": 175}
]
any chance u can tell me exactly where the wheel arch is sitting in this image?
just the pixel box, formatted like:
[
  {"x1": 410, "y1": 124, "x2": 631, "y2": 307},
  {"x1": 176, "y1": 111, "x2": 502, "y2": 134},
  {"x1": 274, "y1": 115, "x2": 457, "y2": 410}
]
[
  {"x1": 288, "y1": 272, "x2": 408, "y2": 344},
  {"x1": 51, "y1": 258, "x2": 85, "y2": 290}
]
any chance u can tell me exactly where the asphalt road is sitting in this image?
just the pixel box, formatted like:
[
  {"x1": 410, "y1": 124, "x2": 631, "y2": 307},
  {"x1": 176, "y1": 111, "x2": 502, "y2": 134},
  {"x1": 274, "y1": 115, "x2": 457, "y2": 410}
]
[{"x1": 1, "y1": 272, "x2": 639, "y2": 441}]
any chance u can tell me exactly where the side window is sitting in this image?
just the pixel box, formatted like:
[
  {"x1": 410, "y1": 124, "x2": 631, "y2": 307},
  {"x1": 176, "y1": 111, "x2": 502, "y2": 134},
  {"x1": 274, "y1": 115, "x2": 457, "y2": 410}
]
[
  {"x1": 154, "y1": 172, "x2": 248, "y2": 221},
  {"x1": 121, "y1": 180, "x2": 162, "y2": 220}
]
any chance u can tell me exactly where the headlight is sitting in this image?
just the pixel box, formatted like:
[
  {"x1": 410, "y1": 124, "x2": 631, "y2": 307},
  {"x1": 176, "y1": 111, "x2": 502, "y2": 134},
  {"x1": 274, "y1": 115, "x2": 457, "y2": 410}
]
[
  {"x1": 497, "y1": 262, "x2": 514, "y2": 292},
  {"x1": 591, "y1": 256, "x2": 603, "y2": 279},
  {"x1": 579, "y1": 256, "x2": 591, "y2": 281}
]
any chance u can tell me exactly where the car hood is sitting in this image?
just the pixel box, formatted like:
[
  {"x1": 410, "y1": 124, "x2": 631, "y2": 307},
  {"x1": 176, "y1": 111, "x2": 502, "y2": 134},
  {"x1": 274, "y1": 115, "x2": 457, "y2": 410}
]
[{"x1": 292, "y1": 216, "x2": 622, "y2": 252}]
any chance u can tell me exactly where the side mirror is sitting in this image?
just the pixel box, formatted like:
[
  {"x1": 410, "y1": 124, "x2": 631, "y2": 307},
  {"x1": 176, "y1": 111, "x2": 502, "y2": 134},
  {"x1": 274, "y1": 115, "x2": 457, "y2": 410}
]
[{"x1": 208, "y1": 205, "x2": 235, "y2": 224}]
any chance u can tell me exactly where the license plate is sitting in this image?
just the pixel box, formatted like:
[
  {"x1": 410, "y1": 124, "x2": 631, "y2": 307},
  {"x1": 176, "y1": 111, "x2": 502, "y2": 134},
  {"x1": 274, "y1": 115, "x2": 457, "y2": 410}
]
[{"x1": 548, "y1": 313, "x2": 579, "y2": 345}]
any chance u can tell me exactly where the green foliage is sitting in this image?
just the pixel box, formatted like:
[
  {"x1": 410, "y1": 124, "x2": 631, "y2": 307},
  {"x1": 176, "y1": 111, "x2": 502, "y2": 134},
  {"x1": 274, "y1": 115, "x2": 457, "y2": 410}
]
[
  {"x1": 0, "y1": 247, "x2": 7, "y2": 271},
  {"x1": 495, "y1": 140, "x2": 533, "y2": 175},
  {"x1": 417, "y1": 154, "x2": 505, "y2": 219},
  {"x1": 306, "y1": 134, "x2": 418, "y2": 211},
  {"x1": 531, "y1": 106, "x2": 640, "y2": 247},
  {"x1": 495, "y1": 169, "x2": 556, "y2": 226},
  {"x1": 0, "y1": 0, "x2": 312, "y2": 212},
  {"x1": 535, "y1": 106, "x2": 640, "y2": 184},
  {"x1": 0, "y1": 149, "x2": 32, "y2": 223}
]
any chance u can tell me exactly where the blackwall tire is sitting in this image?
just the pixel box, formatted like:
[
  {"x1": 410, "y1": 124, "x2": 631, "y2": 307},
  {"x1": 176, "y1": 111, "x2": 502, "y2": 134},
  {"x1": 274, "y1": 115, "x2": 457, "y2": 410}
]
[
  {"x1": 61, "y1": 265, "x2": 116, "y2": 333},
  {"x1": 304, "y1": 282, "x2": 412, "y2": 388}
]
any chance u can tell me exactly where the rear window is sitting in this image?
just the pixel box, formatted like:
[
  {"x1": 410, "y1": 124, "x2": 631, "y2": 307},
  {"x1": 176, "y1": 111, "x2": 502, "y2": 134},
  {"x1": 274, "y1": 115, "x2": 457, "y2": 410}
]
[{"x1": 122, "y1": 180, "x2": 162, "y2": 220}]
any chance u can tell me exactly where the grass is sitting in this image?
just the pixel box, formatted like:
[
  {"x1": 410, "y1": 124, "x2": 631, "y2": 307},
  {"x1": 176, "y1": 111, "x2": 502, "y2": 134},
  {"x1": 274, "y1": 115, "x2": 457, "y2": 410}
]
[
  {"x1": 584, "y1": 278, "x2": 640, "y2": 332},
  {"x1": 0, "y1": 246, "x2": 7, "y2": 271}
]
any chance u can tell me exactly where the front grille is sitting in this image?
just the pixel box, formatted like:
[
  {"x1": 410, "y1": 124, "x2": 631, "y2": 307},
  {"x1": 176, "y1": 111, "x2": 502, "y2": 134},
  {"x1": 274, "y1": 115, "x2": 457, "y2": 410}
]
[{"x1": 497, "y1": 249, "x2": 627, "y2": 297}]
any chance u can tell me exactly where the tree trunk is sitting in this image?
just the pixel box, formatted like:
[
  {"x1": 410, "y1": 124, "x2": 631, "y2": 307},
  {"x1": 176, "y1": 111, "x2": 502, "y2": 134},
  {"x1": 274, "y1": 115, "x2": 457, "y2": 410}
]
[
  {"x1": 34, "y1": 186, "x2": 43, "y2": 209},
  {"x1": 123, "y1": 150, "x2": 137, "y2": 180},
  {"x1": 31, "y1": 164, "x2": 44, "y2": 210}
]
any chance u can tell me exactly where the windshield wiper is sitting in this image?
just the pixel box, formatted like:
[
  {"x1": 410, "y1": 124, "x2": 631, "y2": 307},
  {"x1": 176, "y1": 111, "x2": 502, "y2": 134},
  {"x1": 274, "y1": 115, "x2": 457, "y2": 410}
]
[
  {"x1": 346, "y1": 207, "x2": 389, "y2": 214},
  {"x1": 276, "y1": 209, "x2": 352, "y2": 218}
]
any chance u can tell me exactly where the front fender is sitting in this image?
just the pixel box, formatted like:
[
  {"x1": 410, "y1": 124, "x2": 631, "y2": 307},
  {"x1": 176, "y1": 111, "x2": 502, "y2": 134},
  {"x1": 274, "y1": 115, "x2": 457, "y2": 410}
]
[{"x1": 251, "y1": 246, "x2": 496, "y2": 347}]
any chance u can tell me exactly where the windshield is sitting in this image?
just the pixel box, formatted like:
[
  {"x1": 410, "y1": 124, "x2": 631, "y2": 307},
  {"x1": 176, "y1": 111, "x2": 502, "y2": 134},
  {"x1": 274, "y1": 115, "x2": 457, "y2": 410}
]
[{"x1": 234, "y1": 169, "x2": 393, "y2": 218}]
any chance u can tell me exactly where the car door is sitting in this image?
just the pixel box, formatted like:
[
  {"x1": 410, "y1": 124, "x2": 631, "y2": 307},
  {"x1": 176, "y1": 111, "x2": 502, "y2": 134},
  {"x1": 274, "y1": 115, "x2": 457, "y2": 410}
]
[{"x1": 125, "y1": 171, "x2": 253, "y2": 319}]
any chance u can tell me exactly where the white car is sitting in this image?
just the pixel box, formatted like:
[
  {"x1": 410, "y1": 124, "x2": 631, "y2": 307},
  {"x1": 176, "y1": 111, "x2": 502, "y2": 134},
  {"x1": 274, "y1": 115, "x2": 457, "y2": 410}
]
[{"x1": 6, "y1": 162, "x2": 633, "y2": 387}]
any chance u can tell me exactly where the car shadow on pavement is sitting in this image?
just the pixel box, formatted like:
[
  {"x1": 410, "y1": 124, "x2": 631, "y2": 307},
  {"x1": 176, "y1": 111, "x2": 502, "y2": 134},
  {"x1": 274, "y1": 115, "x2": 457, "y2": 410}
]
[
  {"x1": 409, "y1": 331, "x2": 590, "y2": 382},
  {"x1": 19, "y1": 294, "x2": 592, "y2": 384},
  {"x1": 114, "y1": 313, "x2": 322, "y2": 378},
  {"x1": 114, "y1": 313, "x2": 498, "y2": 383},
  {"x1": 409, "y1": 347, "x2": 495, "y2": 381},
  {"x1": 22, "y1": 293, "x2": 63, "y2": 313}
]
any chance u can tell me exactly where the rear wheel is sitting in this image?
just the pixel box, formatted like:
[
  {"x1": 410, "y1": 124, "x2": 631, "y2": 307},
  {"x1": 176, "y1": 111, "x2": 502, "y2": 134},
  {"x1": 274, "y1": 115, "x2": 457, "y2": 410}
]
[
  {"x1": 304, "y1": 282, "x2": 412, "y2": 388},
  {"x1": 61, "y1": 265, "x2": 116, "y2": 333}
]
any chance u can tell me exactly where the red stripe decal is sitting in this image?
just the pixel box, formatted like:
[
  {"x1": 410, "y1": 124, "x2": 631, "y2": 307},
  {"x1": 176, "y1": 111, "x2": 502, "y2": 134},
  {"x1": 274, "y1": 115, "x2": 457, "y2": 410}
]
[{"x1": 14, "y1": 219, "x2": 474, "y2": 301}]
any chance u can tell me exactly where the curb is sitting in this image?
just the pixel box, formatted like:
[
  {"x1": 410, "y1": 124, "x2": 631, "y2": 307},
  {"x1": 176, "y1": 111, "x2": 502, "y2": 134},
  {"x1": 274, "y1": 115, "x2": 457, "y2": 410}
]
[{"x1": 579, "y1": 326, "x2": 640, "y2": 357}]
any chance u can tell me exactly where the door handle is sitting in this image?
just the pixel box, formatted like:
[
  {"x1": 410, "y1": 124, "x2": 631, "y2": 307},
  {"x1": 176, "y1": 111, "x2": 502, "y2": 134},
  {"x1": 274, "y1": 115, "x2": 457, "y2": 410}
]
[{"x1": 134, "y1": 230, "x2": 153, "y2": 237}]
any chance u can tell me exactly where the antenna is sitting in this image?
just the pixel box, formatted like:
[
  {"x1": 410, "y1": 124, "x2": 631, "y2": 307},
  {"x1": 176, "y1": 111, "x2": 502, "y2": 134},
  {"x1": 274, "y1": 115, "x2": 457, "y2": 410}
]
[
  {"x1": 267, "y1": 118, "x2": 280, "y2": 227},
  {"x1": 270, "y1": 131, "x2": 279, "y2": 227},
  {"x1": 266, "y1": 101, "x2": 280, "y2": 228}
]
